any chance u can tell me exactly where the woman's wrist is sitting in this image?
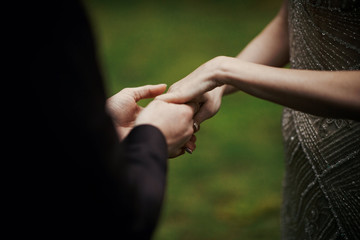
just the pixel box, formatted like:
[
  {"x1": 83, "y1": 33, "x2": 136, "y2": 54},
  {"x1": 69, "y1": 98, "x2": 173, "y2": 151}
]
[
  {"x1": 212, "y1": 56, "x2": 240, "y2": 85},
  {"x1": 210, "y1": 56, "x2": 241, "y2": 95}
]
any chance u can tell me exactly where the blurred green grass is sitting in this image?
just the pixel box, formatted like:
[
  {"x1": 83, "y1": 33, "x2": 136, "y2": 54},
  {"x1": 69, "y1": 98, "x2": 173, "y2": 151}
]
[{"x1": 84, "y1": 0, "x2": 284, "y2": 239}]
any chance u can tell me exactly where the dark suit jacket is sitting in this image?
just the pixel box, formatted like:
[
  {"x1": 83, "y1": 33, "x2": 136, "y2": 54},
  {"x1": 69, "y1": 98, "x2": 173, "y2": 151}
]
[{"x1": 8, "y1": 1, "x2": 168, "y2": 239}]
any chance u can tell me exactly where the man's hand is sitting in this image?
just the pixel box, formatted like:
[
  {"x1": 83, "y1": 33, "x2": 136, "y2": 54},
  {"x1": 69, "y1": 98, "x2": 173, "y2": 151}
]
[
  {"x1": 136, "y1": 100, "x2": 199, "y2": 158},
  {"x1": 106, "y1": 84, "x2": 167, "y2": 140}
]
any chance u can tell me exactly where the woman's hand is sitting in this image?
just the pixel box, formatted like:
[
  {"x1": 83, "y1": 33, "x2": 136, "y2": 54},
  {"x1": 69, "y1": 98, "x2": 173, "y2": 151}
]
[
  {"x1": 192, "y1": 87, "x2": 224, "y2": 125},
  {"x1": 156, "y1": 56, "x2": 231, "y2": 127},
  {"x1": 156, "y1": 56, "x2": 228, "y2": 104},
  {"x1": 106, "y1": 84, "x2": 167, "y2": 141}
]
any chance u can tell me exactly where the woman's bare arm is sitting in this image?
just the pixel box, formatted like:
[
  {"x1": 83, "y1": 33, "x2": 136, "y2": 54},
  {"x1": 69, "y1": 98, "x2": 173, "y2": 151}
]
[
  {"x1": 219, "y1": 57, "x2": 360, "y2": 120},
  {"x1": 222, "y1": 0, "x2": 289, "y2": 95},
  {"x1": 158, "y1": 0, "x2": 360, "y2": 122}
]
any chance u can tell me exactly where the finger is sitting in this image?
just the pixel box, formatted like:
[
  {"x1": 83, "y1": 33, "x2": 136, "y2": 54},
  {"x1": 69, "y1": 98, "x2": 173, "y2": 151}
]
[
  {"x1": 133, "y1": 84, "x2": 167, "y2": 102},
  {"x1": 184, "y1": 135, "x2": 197, "y2": 154},
  {"x1": 156, "y1": 92, "x2": 191, "y2": 104},
  {"x1": 186, "y1": 102, "x2": 201, "y2": 116},
  {"x1": 193, "y1": 121, "x2": 200, "y2": 133},
  {"x1": 193, "y1": 94, "x2": 207, "y2": 103},
  {"x1": 193, "y1": 102, "x2": 213, "y2": 124},
  {"x1": 184, "y1": 140, "x2": 196, "y2": 154},
  {"x1": 190, "y1": 134, "x2": 197, "y2": 143},
  {"x1": 184, "y1": 147, "x2": 193, "y2": 154},
  {"x1": 169, "y1": 148, "x2": 185, "y2": 158}
]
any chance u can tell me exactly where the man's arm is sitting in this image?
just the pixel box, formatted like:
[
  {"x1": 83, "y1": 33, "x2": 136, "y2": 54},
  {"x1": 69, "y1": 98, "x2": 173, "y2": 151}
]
[{"x1": 24, "y1": 1, "x2": 173, "y2": 238}]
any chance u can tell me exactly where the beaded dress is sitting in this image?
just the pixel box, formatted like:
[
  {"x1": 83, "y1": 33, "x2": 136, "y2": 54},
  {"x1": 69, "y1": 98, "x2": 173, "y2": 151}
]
[{"x1": 281, "y1": 0, "x2": 360, "y2": 239}]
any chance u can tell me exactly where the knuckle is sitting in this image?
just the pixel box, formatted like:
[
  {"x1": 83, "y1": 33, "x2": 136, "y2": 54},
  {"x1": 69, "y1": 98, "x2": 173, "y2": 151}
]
[
  {"x1": 168, "y1": 85, "x2": 177, "y2": 93},
  {"x1": 186, "y1": 127, "x2": 194, "y2": 136},
  {"x1": 181, "y1": 108, "x2": 192, "y2": 117},
  {"x1": 120, "y1": 87, "x2": 131, "y2": 94}
]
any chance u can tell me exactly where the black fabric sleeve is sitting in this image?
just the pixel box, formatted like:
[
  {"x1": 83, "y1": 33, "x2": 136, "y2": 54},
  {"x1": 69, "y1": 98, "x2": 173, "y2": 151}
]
[
  {"x1": 120, "y1": 125, "x2": 168, "y2": 239},
  {"x1": 9, "y1": 1, "x2": 169, "y2": 239}
]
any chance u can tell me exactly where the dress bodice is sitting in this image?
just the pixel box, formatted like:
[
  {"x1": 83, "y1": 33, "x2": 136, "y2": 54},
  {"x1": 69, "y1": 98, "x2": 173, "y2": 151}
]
[
  {"x1": 288, "y1": 0, "x2": 360, "y2": 71},
  {"x1": 281, "y1": 0, "x2": 360, "y2": 239}
]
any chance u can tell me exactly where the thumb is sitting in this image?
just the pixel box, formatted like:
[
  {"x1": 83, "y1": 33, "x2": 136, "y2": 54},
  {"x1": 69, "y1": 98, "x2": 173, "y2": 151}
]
[{"x1": 133, "y1": 84, "x2": 167, "y2": 102}]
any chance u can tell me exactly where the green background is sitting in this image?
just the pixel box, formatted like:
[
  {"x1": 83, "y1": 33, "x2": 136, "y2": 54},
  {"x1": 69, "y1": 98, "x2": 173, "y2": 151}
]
[{"x1": 84, "y1": 0, "x2": 285, "y2": 239}]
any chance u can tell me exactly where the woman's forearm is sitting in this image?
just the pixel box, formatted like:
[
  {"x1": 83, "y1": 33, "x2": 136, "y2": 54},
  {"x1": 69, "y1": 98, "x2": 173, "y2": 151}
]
[
  {"x1": 217, "y1": 57, "x2": 360, "y2": 120},
  {"x1": 160, "y1": 0, "x2": 359, "y2": 120},
  {"x1": 216, "y1": 0, "x2": 359, "y2": 120},
  {"x1": 221, "y1": 0, "x2": 290, "y2": 96}
]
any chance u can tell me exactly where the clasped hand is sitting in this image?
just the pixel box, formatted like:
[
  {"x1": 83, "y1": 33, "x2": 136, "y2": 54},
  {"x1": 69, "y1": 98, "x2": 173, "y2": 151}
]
[
  {"x1": 156, "y1": 56, "x2": 228, "y2": 125},
  {"x1": 106, "y1": 84, "x2": 198, "y2": 158}
]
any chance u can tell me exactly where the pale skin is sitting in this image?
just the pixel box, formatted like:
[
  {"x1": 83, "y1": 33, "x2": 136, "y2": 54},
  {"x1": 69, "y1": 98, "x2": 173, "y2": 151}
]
[
  {"x1": 106, "y1": 84, "x2": 198, "y2": 158},
  {"x1": 157, "y1": 0, "x2": 360, "y2": 123}
]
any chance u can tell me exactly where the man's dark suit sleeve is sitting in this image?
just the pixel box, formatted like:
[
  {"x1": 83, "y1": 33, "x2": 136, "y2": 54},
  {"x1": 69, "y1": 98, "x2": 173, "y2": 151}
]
[
  {"x1": 14, "y1": 0, "x2": 168, "y2": 239},
  {"x1": 120, "y1": 125, "x2": 168, "y2": 239}
]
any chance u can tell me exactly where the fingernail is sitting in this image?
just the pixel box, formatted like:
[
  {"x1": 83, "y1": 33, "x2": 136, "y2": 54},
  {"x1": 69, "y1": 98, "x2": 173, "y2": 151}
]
[{"x1": 185, "y1": 147, "x2": 193, "y2": 154}]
